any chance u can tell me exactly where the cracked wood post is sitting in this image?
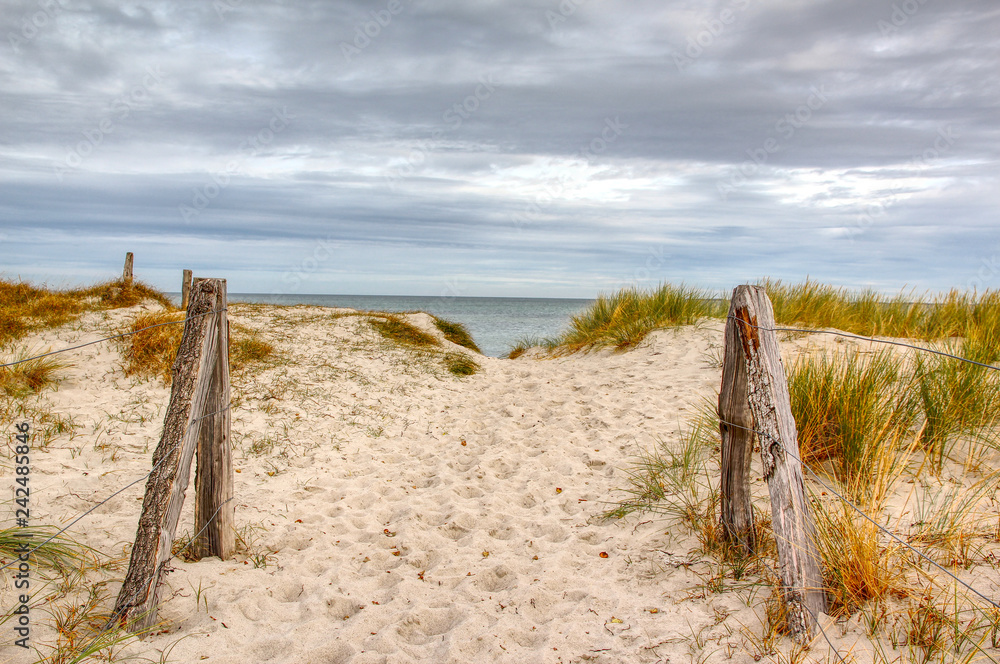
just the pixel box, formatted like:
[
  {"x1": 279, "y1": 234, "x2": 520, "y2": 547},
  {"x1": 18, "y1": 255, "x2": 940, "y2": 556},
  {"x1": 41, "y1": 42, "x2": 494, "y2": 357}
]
[
  {"x1": 113, "y1": 279, "x2": 233, "y2": 631},
  {"x1": 123, "y1": 252, "x2": 134, "y2": 285},
  {"x1": 193, "y1": 278, "x2": 233, "y2": 560},
  {"x1": 181, "y1": 269, "x2": 192, "y2": 309},
  {"x1": 719, "y1": 294, "x2": 756, "y2": 558},
  {"x1": 730, "y1": 284, "x2": 827, "y2": 640}
]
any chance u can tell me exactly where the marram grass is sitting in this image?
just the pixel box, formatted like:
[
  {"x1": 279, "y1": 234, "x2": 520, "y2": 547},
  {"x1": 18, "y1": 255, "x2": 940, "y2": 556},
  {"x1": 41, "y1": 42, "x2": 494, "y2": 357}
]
[{"x1": 527, "y1": 283, "x2": 722, "y2": 354}]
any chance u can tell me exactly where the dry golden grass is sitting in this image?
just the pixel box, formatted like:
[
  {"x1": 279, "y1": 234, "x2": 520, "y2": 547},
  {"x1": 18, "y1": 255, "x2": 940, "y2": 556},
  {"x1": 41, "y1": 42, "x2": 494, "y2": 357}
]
[
  {"x1": 0, "y1": 278, "x2": 174, "y2": 347},
  {"x1": 0, "y1": 350, "x2": 70, "y2": 398},
  {"x1": 118, "y1": 312, "x2": 277, "y2": 386},
  {"x1": 367, "y1": 314, "x2": 440, "y2": 347}
]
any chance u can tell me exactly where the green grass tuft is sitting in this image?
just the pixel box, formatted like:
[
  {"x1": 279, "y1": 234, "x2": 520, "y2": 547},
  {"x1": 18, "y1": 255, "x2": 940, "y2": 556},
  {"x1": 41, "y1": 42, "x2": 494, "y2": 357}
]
[
  {"x1": 548, "y1": 283, "x2": 721, "y2": 353},
  {"x1": 444, "y1": 352, "x2": 479, "y2": 376},
  {"x1": 368, "y1": 315, "x2": 439, "y2": 347},
  {"x1": 0, "y1": 350, "x2": 70, "y2": 398},
  {"x1": 433, "y1": 317, "x2": 482, "y2": 353}
]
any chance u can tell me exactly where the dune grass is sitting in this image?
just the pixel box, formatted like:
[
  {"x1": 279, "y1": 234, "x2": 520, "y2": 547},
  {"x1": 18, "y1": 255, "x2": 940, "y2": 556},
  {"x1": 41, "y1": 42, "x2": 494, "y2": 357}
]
[
  {"x1": 444, "y1": 352, "x2": 480, "y2": 376},
  {"x1": 0, "y1": 278, "x2": 174, "y2": 348},
  {"x1": 525, "y1": 279, "x2": 1000, "y2": 357},
  {"x1": 118, "y1": 311, "x2": 277, "y2": 385},
  {"x1": 531, "y1": 283, "x2": 721, "y2": 353},
  {"x1": 433, "y1": 318, "x2": 482, "y2": 353},
  {"x1": 367, "y1": 314, "x2": 440, "y2": 347},
  {"x1": 0, "y1": 349, "x2": 71, "y2": 398},
  {"x1": 787, "y1": 348, "x2": 918, "y2": 494}
]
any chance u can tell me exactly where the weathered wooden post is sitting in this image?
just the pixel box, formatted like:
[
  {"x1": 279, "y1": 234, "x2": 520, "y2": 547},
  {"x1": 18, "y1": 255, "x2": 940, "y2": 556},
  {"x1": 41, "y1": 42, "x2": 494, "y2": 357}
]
[
  {"x1": 113, "y1": 279, "x2": 233, "y2": 630},
  {"x1": 123, "y1": 252, "x2": 134, "y2": 285},
  {"x1": 193, "y1": 279, "x2": 234, "y2": 560},
  {"x1": 181, "y1": 269, "x2": 193, "y2": 309},
  {"x1": 718, "y1": 297, "x2": 756, "y2": 557},
  {"x1": 720, "y1": 284, "x2": 827, "y2": 640}
]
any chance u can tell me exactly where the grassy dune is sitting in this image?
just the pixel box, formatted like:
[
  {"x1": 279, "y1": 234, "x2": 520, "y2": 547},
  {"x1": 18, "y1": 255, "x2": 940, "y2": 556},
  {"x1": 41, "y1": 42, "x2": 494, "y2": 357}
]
[{"x1": 595, "y1": 281, "x2": 1000, "y2": 659}]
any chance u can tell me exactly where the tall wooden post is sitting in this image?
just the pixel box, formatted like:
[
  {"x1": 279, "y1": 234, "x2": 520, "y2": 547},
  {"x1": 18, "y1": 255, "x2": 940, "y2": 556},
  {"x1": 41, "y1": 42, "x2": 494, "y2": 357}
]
[
  {"x1": 113, "y1": 279, "x2": 233, "y2": 631},
  {"x1": 123, "y1": 252, "x2": 134, "y2": 285},
  {"x1": 181, "y1": 269, "x2": 193, "y2": 309},
  {"x1": 719, "y1": 296, "x2": 756, "y2": 557},
  {"x1": 721, "y1": 285, "x2": 827, "y2": 640},
  {"x1": 193, "y1": 279, "x2": 233, "y2": 560}
]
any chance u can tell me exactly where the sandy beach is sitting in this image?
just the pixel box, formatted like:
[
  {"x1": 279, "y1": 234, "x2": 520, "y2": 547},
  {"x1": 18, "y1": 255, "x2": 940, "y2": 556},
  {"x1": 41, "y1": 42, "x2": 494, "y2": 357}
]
[{"x1": 3, "y1": 300, "x2": 998, "y2": 664}]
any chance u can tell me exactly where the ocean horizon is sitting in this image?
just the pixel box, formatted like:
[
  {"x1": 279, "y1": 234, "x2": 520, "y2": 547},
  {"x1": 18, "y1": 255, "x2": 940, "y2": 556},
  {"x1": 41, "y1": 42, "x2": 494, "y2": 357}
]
[{"x1": 167, "y1": 293, "x2": 594, "y2": 358}]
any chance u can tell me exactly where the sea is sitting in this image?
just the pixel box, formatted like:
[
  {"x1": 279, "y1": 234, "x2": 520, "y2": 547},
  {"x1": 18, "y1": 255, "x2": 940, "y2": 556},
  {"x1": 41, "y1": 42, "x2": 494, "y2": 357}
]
[{"x1": 184, "y1": 294, "x2": 594, "y2": 358}]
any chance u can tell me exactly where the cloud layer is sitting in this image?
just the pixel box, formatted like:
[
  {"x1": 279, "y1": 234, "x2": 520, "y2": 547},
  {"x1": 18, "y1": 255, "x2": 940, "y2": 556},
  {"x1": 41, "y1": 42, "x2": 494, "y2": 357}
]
[{"x1": 2, "y1": 0, "x2": 998, "y2": 296}]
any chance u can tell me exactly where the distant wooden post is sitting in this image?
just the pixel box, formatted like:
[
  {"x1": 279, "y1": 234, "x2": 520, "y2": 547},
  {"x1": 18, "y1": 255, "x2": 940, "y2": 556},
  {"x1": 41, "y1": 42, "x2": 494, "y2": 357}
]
[
  {"x1": 123, "y1": 252, "x2": 134, "y2": 285},
  {"x1": 719, "y1": 284, "x2": 826, "y2": 640},
  {"x1": 113, "y1": 279, "x2": 233, "y2": 631},
  {"x1": 181, "y1": 270, "x2": 193, "y2": 309}
]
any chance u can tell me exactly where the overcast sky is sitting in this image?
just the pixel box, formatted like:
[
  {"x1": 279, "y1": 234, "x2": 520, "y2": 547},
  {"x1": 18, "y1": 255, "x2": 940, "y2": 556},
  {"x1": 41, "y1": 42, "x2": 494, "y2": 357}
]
[{"x1": 1, "y1": 0, "x2": 998, "y2": 298}]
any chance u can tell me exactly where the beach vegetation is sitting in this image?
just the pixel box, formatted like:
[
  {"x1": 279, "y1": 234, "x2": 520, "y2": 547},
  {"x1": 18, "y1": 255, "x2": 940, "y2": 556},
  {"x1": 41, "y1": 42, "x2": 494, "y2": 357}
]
[
  {"x1": 118, "y1": 312, "x2": 276, "y2": 386},
  {"x1": 433, "y1": 318, "x2": 482, "y2": 353},
  {"x1": 366, "y1": 314, "x2": 439, "y2": 347},
  {"x1": 507, "y1": 336, "x2": 561, "y2": 359},
  {"x1": 553, "y1": 283, "x2": 721, "y2": 352},
  {"x1": 444, "y1": 352, "x2": 479, "y2": 376},
  {"x1": 0, "y1": 278, "x2": 174, "y2": 347},
  {"x1": 0, "y1": 348, "x2": 70, "y2": 398},
  {"x1": 786, "y1": 348, "x2": 917, "y2": 496}
]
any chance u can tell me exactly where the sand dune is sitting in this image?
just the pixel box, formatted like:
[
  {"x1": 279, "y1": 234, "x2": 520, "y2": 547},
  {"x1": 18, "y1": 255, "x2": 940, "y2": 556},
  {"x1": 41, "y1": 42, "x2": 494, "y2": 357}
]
[{"x1": 5, "y1": 302, "x2": 994, "y2": 663}]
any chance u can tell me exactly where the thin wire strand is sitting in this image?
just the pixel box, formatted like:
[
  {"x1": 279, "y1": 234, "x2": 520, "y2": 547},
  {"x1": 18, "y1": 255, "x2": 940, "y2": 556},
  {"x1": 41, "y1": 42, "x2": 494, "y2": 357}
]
[
  {"x1": 1, "y1": 404, "x2": 231, "y2": 573},
  {"x1": 719, "y1": 417, "x2": 1000, "y2": 612},
  {"x1": 726, "y1": 315, "x2": 1000, "y2": 372},
  {"x1": 0, "y1": 307, "x2": 227, "y2": 369}
]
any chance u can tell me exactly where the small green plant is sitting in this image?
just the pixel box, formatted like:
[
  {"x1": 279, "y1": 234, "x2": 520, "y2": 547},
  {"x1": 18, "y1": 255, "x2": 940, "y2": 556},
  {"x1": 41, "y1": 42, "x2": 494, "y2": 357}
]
[
  {"x1": 445, "y1": 352, "x2": 479, "y2": 376},
  {"x1": 433, "y1": 317, "x2": 482, "y2": 353}
]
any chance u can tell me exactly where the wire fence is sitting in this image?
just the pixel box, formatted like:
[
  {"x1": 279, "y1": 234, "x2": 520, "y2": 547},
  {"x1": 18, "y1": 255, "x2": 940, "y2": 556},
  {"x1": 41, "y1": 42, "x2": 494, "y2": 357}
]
[
  {"x1": 721, "y1": 315, "x2": 1000, "y2": 662},
  {"x1": 2, "y1": 309, "x2": 231, "y2": 587}
]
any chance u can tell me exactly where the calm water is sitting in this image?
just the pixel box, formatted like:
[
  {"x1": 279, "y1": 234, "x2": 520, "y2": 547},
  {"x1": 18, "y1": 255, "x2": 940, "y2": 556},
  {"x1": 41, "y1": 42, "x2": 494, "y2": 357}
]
[{"x1": 192, "y1": 294, "x2": 593, "y2": 358}]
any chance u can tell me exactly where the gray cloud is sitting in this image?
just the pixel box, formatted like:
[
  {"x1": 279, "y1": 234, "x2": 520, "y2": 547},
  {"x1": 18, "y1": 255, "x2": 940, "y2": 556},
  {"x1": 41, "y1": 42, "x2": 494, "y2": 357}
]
[{"x1": 1, "y1": 0, "x2": 998, "y2": 296}]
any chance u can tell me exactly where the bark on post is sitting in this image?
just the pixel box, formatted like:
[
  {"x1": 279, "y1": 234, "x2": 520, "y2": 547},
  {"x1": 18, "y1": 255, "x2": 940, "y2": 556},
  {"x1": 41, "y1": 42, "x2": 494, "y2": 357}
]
[
  {"x1": 718, "y1": 294, "x2": 756, "y2": 557},
  {"x1": 123, "y1": 252, "x2": 134, "y2": 285},
  {"x1": 193, "y1": 279, "x2": 233, "y2": 560},
  {"x1": 729, "y1": 284, "x2": 827, "y2": 640},
  {"x1": 181, "y1": 269, "x2": 193, "y2": 309},
  {"x1": 113, "y1": 279, "x2": 230, "y2": 631}
]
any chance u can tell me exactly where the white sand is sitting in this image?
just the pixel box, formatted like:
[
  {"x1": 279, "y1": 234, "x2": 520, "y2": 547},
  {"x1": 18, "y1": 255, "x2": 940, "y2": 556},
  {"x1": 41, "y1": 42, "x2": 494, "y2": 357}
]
[{"x1": 3, "y1": 303, "x2": 998, "y2": 664}]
